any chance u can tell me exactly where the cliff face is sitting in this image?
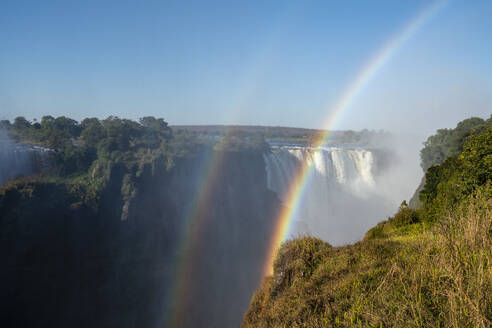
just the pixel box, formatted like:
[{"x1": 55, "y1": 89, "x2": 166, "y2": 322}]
[{"x1": 0, "y1": 148, "x2": 279, "y2": 328}]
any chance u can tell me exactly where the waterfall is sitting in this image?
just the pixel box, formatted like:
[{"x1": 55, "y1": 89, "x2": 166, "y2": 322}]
[
  {"x1": 264, "y1": 146, "x2": 394, "y2": 245},
  {"x1": 0, "y1": 141, "x2": 53, "y2": 186}
]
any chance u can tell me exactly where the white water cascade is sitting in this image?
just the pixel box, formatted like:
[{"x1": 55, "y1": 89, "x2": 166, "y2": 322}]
[
  {"x1": 0, "y1": 141, "x2": 53, "y2": 186},
  {"x1": 264, "y1": 146, "x2": 395, "y2": 245}
]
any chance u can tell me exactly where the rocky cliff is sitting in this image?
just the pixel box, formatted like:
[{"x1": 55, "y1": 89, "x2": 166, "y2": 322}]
[{"x1": 0, "y1": 147, "x2": 279, "y2": 328}]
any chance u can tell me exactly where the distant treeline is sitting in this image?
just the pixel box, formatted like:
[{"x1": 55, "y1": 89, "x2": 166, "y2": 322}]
[
  {"x1": 0, "y1": 116, "x2": 275, "y2": 189},
  {"x1": 0, "y1": 116, "x2": 181, "y2": 179},
  {"x1": 172, "y1": 125, "x2": 389, "y2": 145}
]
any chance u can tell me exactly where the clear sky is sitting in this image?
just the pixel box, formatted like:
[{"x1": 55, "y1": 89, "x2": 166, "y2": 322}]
[{"x1": 1, "y1": 0, "x2": 491, "y2": 135}]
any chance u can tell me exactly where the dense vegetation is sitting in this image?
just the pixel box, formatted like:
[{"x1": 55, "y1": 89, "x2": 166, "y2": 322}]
[
  {"x1": 2, "y1": 116, "x2": 179, "y2": 174},
  {"x1": 243, "y1": 121, "x2": 491, "y2": 327},
  {"x1": 0, "y1": 116, "x2": 274, "y2": 212},
  {"x1": 419, "y1": 115, "x2": 491, "y2": 171},
  {"x1": 409, "y1": 115, "x2": 491, "y2": 208}
]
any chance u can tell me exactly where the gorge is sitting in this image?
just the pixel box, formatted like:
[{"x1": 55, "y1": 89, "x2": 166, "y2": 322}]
[{"x1": 0, "y1": 138, "x2": 404, "y2": 328}]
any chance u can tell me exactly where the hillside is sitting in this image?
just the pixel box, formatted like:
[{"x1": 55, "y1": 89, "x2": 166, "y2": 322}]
[{"x1": 243, "y1": 124, "x2": 492, "y2": 327}]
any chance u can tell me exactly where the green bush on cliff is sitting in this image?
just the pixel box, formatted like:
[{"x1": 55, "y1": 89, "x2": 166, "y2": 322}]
[
  {"x1": 410, "y1": 115, "x2": 491, "y2": 208},
  {"x1": 419, "y1": 115, "x2": 491, "y2": 171},
  {"x1": 418, "y1": 128, "x2": 492, "y2": 223}
]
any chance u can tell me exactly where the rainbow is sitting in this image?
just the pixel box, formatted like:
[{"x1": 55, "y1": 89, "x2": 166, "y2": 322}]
[
  {"x1": 167, "y1": 127, "x2": 239, "y2": 327},
  {"x1": 167, "y1": 0, "x2": 447, "y2": 322},
  {"x1": 262, "y1": 0, "x2": 448, "y2": 276}
]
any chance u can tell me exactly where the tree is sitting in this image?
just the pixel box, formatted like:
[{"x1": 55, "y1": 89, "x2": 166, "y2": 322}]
[
  {"x1": 100, "y1": 116, "x2": 142, "y2": 152},
  {"x1": 138, "y1": 116, "x2": 172, "y2": 148},
  {"x1": 54, "y1": 116, "x2": 81, "y2": 138},
  {"x1": 13, "y1": 116, "x2": 31, "y2": 130},
  {"x1": 41, "y1": 115, "x2": 56, "y2": 128},
  {"x1": 80, "y1": 118, "x2": 106, "y2": 147}
]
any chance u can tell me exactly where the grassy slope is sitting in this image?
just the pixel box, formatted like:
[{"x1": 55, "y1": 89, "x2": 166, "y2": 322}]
[{"x1": 243, "y1": 188, "x2": 491, "y2": 328}]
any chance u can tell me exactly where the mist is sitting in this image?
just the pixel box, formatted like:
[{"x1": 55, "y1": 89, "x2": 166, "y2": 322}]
[
  {"x1": 0, "y1": 128, "x2": 56, "y2": 186},
  {"x1": 0, "y1": 129, "x2": 31, "y2": 185},
  {"x1": 264, "y1": 132, "x2": 424, "y2": 246}
]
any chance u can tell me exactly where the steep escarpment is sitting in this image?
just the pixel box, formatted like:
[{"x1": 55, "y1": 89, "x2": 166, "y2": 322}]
[{"x1": 0, "y1": 145, "x2": 279, "y2": 328}]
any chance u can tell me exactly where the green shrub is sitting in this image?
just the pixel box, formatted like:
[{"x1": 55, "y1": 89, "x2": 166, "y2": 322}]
[{"x1": 391, "y1": 201, "x2": 420, "y2": 227}]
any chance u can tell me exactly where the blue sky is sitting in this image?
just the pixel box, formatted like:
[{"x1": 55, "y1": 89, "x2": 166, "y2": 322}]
[{"x1": 1, "y1": 0, "x2": 491, "y2": 135}]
